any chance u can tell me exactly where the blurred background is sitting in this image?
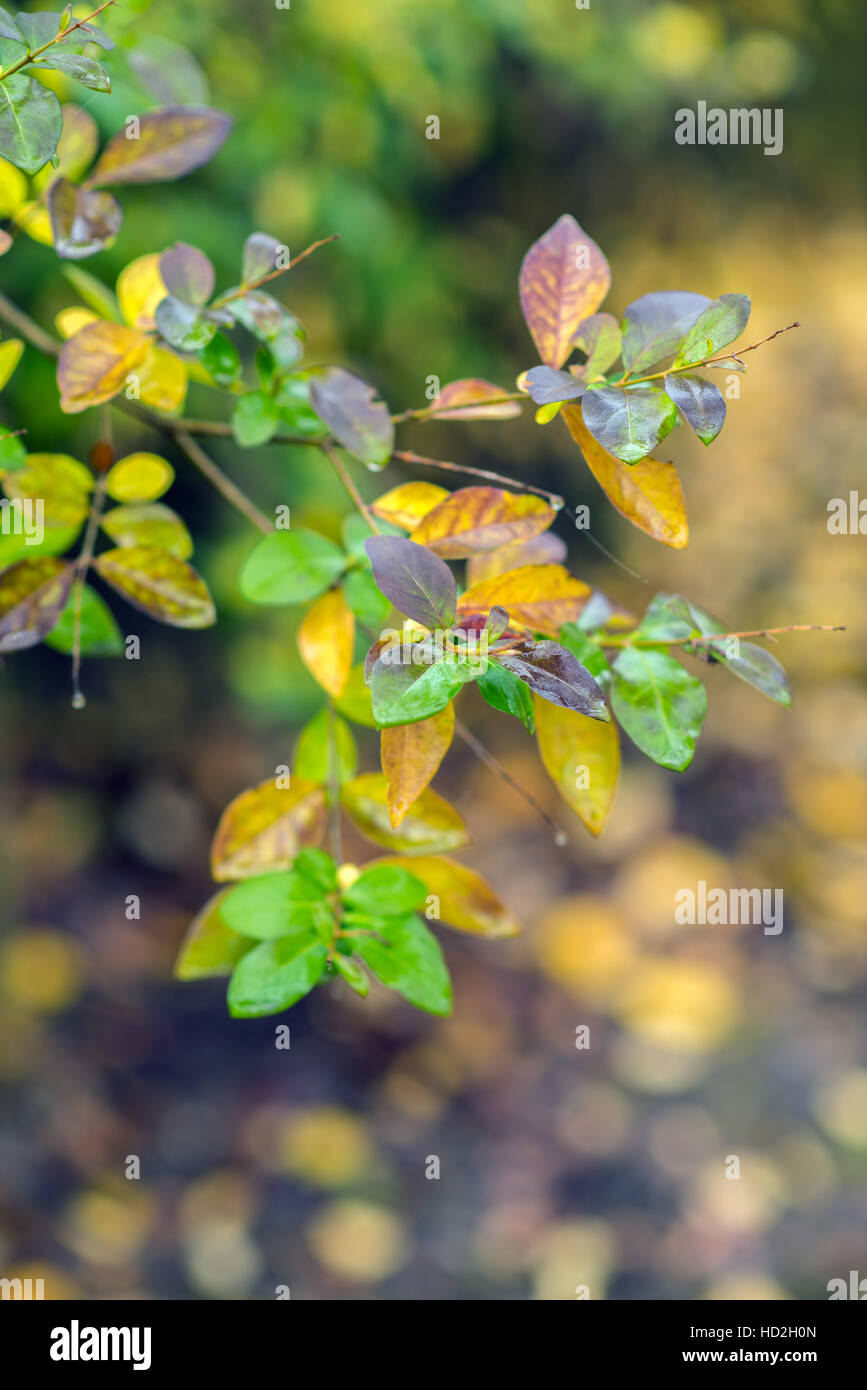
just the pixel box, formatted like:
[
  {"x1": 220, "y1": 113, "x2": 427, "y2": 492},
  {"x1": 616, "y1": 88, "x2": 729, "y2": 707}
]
[{"x1": 0, "y1": 0, "x2": 865, "y2": 1300}]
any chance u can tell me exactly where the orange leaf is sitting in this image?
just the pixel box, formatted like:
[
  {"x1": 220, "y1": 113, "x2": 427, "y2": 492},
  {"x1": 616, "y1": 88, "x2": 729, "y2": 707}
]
[
  {"x1": 466, "y1": 531, "x2": 567, "y2": 586},
  {"x1": 458, "y1": 564, "x2": 591, "y2": 636},
  {"x1": 297, "y1": 588, "x2": 355, "y2": 697},
  {"x1": 410, "y1": 486, "x2": 556, "y2": 559},
  {"x1": 431, "y1": 378, "x2": 522, "y2": 420},
  {"x1": 381, "y1": 702, "x2": 455, "y2": 827},
  {"x1": 562, "y1": 405, "x2": 688, "y2": 549},
  {"x1": 371, "y1": 480, "x2": 449, "y2": 530},
  {"x1": 210, "y1": 777, "x2": 327, "y2": 880},
  {"x1": 519, "y1": 215, "x2": 611, "y2": 368},
  {"x1": 534, "y1": 694, "x2": 620, "y2": 837},
  {"x1": 57, "y1": 320, "x2": 150, "y2": 414},
  {"x1": 376, "y1": 854, "x2": 521, "y2": 937}
]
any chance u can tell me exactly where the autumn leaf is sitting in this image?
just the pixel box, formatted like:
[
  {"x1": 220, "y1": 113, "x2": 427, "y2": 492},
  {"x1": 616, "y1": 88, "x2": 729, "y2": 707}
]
[
  {"x1": 3, "y1": 452, "x2": 92, "y2": 528},
  {"x1": 364, "y1": 534, "x2": 456, "y2": 629},
  {"x1": 105, "y1": 453, "x2": 174, "y2": 503},
  {"x1": 561, "y1": 404, "x2": 688, "y2": 550},
  {"x1": 100, "y1": 504, "x2": 193, "y2": 559},
  {"x1": 429, "y1": 378, "x2": 522, "y2": 420},
  {"x1": 381, "y1": 702, "x2": 454, "y2": 826},
  {"x1": 458, "y1": 564, "x2": 591, "y2": 636},
  {"x1": 375, "y1": 855, "x2": 521, "y2": 937},
  {"x1": 47, "y1": 177, "x2": 121, "y2": 259},
  {"x1": 371, "y1": 480, "x2": 449, "y2": 530},
  {"x1": 496, "y1": 641, "x2": 609, "y2": 718},
  {"x1": 309, "y1": 366, "x2": 394, "y2": 469},
  {"x1": 341, "y1": 772, "x2": 469, "y2": 853},
  {"x1": 211, "y1": 777, "x2": 328, "y2": 880},
  {"x1": 117, "y1": 252, "x2": 169, "y2": 330},
  {"x1": 466, "y1": 531, "x2": 567, "y2": 586},
  {"x1": 409, "y1": 486, "x2": 556, "y2": 559},
  {"x1": 135, "y1": 344, "x2": 188, "y2": 413},
  {"x1": 173, "y1": 889, "x2": 254, "y2": 979},
  {"x1": 87, "y1": 107, "x2": 233, "y2": 187},
  {"x1": 93, "y1": 545, "x2": 215, "y2": 627},
  {"x1": 0, "y1": 557, "x2": 74, "y2": 652},
  {"x1": 534, "y1": 694, "x2": 620, "y2": 836},
  {"x1": 57, "y1": 320, "x2": 150, "y2": 413},
  {"x1": 519, "y1": 214, "x2": 611, "y2": 368},
  {"x1": 297, "y1": 588, "x2": 355, "y2": 697}
]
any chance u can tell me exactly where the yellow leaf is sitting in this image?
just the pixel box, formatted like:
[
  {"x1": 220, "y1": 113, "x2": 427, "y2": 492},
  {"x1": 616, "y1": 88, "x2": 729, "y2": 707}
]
[
  {"x1": 93, "y1": 545, "x2": 215, "y2": 628},
  {"x1": 173, "y1": 890, "x2": 253, "y2": 979},
  {"x1": 57, "y1": 320, "x2": 150, "y2": 414},
  {"x1": 410, "y1": 485, "x2": 556, "y2": 559},
  {"x1": 341, "y1": 772, "x2": 469, "y2": 853},
  {"x1": 3, "y1": 453, "x2": 92, "y2": 528},
  {"x1": 376, "y1": 854, "x2": 521, "y2": 937},
  {"x1": 135, "y1": 344, "x2": 188, "y2": 413},
  {"x1": 466, "y1": 532, "x2": 567, "y2": 586},
  {"x1": 534, "y1": 694, "x2": 620, "y2": 836},
  {"x1": 105, "y1": 452, "x2": 174, "y2": 503},
  {"x1": 0, "y1": 338, "x2": 23, "y2": 391},
  {"x1": 0, "y1": 558, "x2": 74, "y2": 653},
  {"x1": 297, "y1": 588, "x2": 355, "y2": 697},
  {"x1": 0, "y1": 158, "x2": 27, "y2": 215},
  {"x1": 519, "y1": 214, "x2": 611, "y2": 368},
  {"x1": 562, "y1": 404, "x2": 689, "y2": 549},
  {"x1": 56, "y1": 307, "x2": 99, "y2": 340},
  {"x1": 210, "y1": 777, "x2": 328, "y2": 881},
  {"x1": 430, "y1": 378, "x2": 522, "y2": 420},
  {"x1": 13, "y1": 200, "x2": 54, "y2": 246},
  {"x1": 117, "y1": 253, "x2": 169, "y2": 331},
  {"x1": 458, "y1": 564, "x2": 591, "y2": 636},
  {"x1": 381, "y1": 702, "x2": 454, "y2": 827},
  {"x1": 371, "y1": 481, "x2": 449, "y2": 530}
]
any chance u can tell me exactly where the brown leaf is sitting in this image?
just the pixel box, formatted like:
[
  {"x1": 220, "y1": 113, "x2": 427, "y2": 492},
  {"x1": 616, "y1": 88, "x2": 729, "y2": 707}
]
[
  {"x1": 57, "y1": 320, "x2": 150, "y2": 413},
  {"x1": 371, "y1": 480, "x2": 449, "y2": 530},
  {"x1": 458, "y1": 564, "x2": 591, "y2": 636},
  {"x1": 519, "y1": 214, "x2": 611, "y2": 368},
  {"x1": 381, "y1": 702, "x2": 454, "y2": 827},
  {"x1": 376, "y1": 854, "x2": 521, "y2": 937},
  {"x1": 534, "y1": 694, "x2": 620, "y2": 836},
  {"x1": 297, "y1": 588, "x2": 355, "y2": 697},
  {"x1": 0, "y1": 558, "x2": 75, "y2": 652},
  {"x1": 87, "y1": 107, "x2": 232, "y2": 187},
  {"x1": 430, "y1": 378, "x2": 522, "y2": 420},
  {"x1": 341, "y1": 772, "x2": 469, "y2": 853},
  {"x1": 94, "y1": 545, "x2": 215, "y2": 627},
  {"x1": 562, "y1": 405, "x2": 688, "y2": 549},
  {"x1": 47, "y1": 177, "x2": 121, "y2": 259},
  {"x1": 210, "y1": 777, "x2": 328, "y2": 881},
  {"x1": 466, "y1": 531, "x2": 567, "y2": 586},
  {"x1": 410, "y1": 486, "x2": 556, "y2": 559}
]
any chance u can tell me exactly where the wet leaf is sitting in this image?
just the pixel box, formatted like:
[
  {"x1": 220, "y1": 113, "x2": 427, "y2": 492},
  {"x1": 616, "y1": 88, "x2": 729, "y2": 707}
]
[
  {"x1": 370, "y1": 650, "x2": 478, "y2": 727},
  {"x1": 534, "y1": 694, "x2": 620, "y2": 836},
  {"x1": 211, "y1": 777, "x2": 327, "y2": 881},
  {"x1": 410, "y1": 486, "x2": 556, "y2": 559},
  {"x1": 227, "y1": 933, "x2": 328, "y2": 1018},
  {"x1": 239, "y1": 529, "x2": 346, "y2": 605},
  {"x1": 100, "y1": 503, "x2": 192, "y2": 559},
  {"x1": 297, "y1": 587, "x2": 355, "y2": 697},
  {"x1": 0, "y1": 557, "x2": 74, "y2": 652},
  {"x1": 610, "y1": 646, "x2": 707, "y2": 772},
  {"x1": 221, "y1": 870, "x2": 333, "y2": 941},
  {"x1": 94, "y1": 545, "x2": 215, "y2": 627},
  {"x1": 375, "y1": 854, "x2": 521, "y2": 937},
  {"x1": 173, "y1": 890, "x2": 254, "y2": 980},
  {"x1": 621, "y1": 291, "x2": 710, "y2": 375},
  {"x1": 341, "y1": 772, "x2": 469, "y2": 853},
  {"x1": 155, "y1": 294, "x2": 216, "y2": 351},
  {"x1": 35, "y1": 52, "x2": 111, "y2": 91},
  {"x1": 519, "y1": 214, "x2": 611, "y2": 368},
  {"x1": 342, "y1": 862, "x2": 428, "y2": 918},
  {"x1": 242, "y1": 232, "x2": 284, "y2": 284},
  {"x1": 364, "y1": 534, "x2": 456, "y2": 629},
  {"x1": 47, "y1": 177, "x2": 121, "y2": 259},
  {"x1": 309, "y1": 366, "x2": 394, "y2": 469},
  {"x1": 673, "y1": 293, "x2": 751, "y2": 367},
  {"x1": 381, "y1": 702, "x2": 454, "y2": 826},
  {"x1": 353, "y1": 912, "x2": 452, "y2": 1015},
  {"x1": 88, "y1": 106, "x2": 232, "y2": 186},
  {"x1": 664, "y1": 373, "x2": 726, "y2": 445},
  {"x1": 477, "y1": 660, "x2": 535, "y2": 733},
  {"x1": 581, "y1": 384, "x2": 677, "y2": 464},
  {"x1": 561, "y1": 404, "x2": 688, "y2": 549},
  {"x1": 430, "y1": 378, "x2": 522, "y2": 420},
  {"x1": 0, "y1": 72, "x2": 62, "y2": 174},
  {"x1": 496, "y1": 640, "x2": 609, "y2": 718},
  {"x1": 57, "y1": 319, "x2": 149, "y2": 412},
  {"x1": 458, "y1": 564, "x2": 591, "y2": 636},
  {"x1": 371, "y1": 480, "x2": 449, "y2": 530}
]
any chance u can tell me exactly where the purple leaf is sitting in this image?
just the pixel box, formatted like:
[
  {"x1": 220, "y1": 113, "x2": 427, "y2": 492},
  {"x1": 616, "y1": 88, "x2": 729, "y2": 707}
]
[
  {"x1": 496, "y1": 640, "x2": 609, "y2": 719},
  {"x1": 309, "y1": 367, "x2": 394, "y2": 470},
  {"x1": 364, "y1": 535, "x2": 456, "y2": 630},
  {"x1": 525, "y1": 365, "x2": 587, "y2": 406},
  {"x1": 160, "y1": 242, "x2": 215, "y2": 304}
]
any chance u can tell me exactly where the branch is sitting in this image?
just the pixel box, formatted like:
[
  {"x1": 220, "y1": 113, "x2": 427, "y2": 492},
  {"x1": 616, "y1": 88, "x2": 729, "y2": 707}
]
[
  {"x1": 322, "y1": 441, "x2": 380, "y2": 534},
  {"x1": 391, "y1": 391, "x2": 526, "y2": 424},
  {"x1": 70, "y1": 469, "x2": 108, "y2": 708},
  {"x1": 212, "y1": 234, "x2": 340, "y2": 309},
  {"x1": 0, "y1": 0, "x2": 116, "y2": 81},
  {"x1": 622, "y1": 322, "x2": 801, "y2": 388},
  {"x1": 604, "y1": 622, "x2": 845, "y2": 650},
  {"x1": 173, "y1": 430, "x2": 273, "y2": 534},
  {"x1": 392, "y1": 449, "x2": 564, "y2": 509},
  {"x1": 454, "y1": 717, "x2": 568, "y2": 844}
]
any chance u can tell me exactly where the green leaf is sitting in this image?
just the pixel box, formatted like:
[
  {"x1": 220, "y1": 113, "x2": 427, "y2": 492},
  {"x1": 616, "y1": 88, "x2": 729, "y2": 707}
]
[
  {"x1": 198, "y1": 331, "x2": 241, "y2": 386},
  {"x1": 334, "y1": 953, "x2": 369, "y2": 996},
  {"x1": 673, "y1": 294, "x2": 751, "y2": 368},
  {"x1": 0, "y1": 71, "x2": 62, "y2": 174},
  {"x1": 227, "y1": 933, "x2": 328, "y2": 1017},
  {"x1": 231, "y1": 390, "x2": 280, "y2": 447},
  {"x1": 239, "y1": 529, "x2": 346, "y2": 605},
  {"x1": 293, "y1": 847, "x2": 338, "y2": 893},
  {"x1": 370, "y1": 652, "x2": 478, "y2": 727},
  {"x1": 354, "y1": 913, "x2": 452, "y2": 1015},
  {"x1": 155, "y1": 295, "x2": 217, "y2": 351},
  {"x1": 44, "y1": 584, "x2": 123, "y2": 656},
  {"x1": 663, "y1": 374, "x2": 726, "y2": 445},
  {"x1": 34, "y1": 53, "x2": 111, "y2": 91},
  {"x1": 573, "y1": 312, "x2": 622, "y2": 379},
  {"x1": 621, "y1": 291, "x2": 711, "y2": 374},
  {"x1": 559, "y1": 622, "x2": 612, "y2": 690},
  {"x1": 477, "y1": 660, "x2": 535, "y2": 733},
  {"x1": 342, "y1": 863, "x2": 427, "y2": 918},
  {"x1": 665, "y1": 595, "x2": 791, "y2": 707},
  {"x1": 610, "y1": 646, "x2": 707, "y2": 771},
  {"x1": 581, "y1": 384, "x2": 677, "y2": 464},
  {"x1": 221, "y1": 870, "x2": 333, "y2": 941},
  {"x1": 342, "y1": 566, "x2": 391, "y2": 627},
  {"x1": 294, "y1": 708, "x2": 358, "y2": 784}
]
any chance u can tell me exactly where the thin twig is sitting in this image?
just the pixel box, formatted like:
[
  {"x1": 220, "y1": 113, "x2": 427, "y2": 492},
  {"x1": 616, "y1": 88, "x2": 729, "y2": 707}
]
[
  {"x1": 393, "y1": 449, "x2": 564, "y2": 509},
  {"x1": 322, "y1": 441, "x2": 380, "y2": 534},
  {"x1": 212, "y1": 234, "x2": 340, "y2": 309},
  {"x1": 0, "y1": 0, "x2": 116, "y2": 81},
  {"x1": 622, "y1": 322, "x2": 801, "y2": 387},
  {"x1": 603, "y1": 622, "x2": 845, "y2": 650},
  {"x1": 174, "y1": 430, "x2": 273, "y2": 534},
  {"x1": 0, "y1": 289, "x2": 59, "y2": 356},
  {"x1": 70, "y1": 470, "x2": 108, "y2": 708},
  {"x1": 454, "y1": 717, "x2": 568, "y2": 844},
  {"x1": 391, "y1": 391, "x2": 526, "y2": 424}
]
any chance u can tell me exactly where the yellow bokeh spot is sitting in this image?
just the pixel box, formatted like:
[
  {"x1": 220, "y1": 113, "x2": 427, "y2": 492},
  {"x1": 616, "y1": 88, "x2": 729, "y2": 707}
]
[
  {"x1": 279, "y1": 1105, "x2": 376, "y2": 1187},
  {"x1": 60, "y1": 1181, "x2": 154, "y2": 1266},
  {"x1": 0, "y1": 928, "x2": 85, "y2": 1013},
  {"x1": 106, "y1": 452, "x2": 175, "y2": 503},
  {"x1": 306, "y1": 1200, "x2": 407, "y2": 1282},
  {"x1": 616, "y1": 959, "x2": 739, "y2": 1053},
  {"x1": 814, "y1": 1069, "x2": 867, "y2": 1149},
  {"x1": 632, "y1": 4, "x2": 718, "y2": 79},
  {"x1": 535, "y1": 895, "x2": 635, "y2": 1006}
]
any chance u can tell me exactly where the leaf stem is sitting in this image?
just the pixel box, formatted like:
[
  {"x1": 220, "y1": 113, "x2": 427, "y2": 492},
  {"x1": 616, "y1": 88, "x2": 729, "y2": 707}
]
[
  {"x1": 0, "y1": 0, "x2": 116, "y2": 81},
  {"x1": 620, "y1": 322, "x2": 801, "y2": 389},
  {"x1": 321, "y1": 441, "x2": 380, "y2": 534},
  {"x1": 453, "y1": 717, "x2": 568, "y2": 844},
  {"x1": 391, "y1": 391, "x2": 526, "y2": 424},
  {"x1": 70, "y1": 468, "x2": 108, "y2": 708}
]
